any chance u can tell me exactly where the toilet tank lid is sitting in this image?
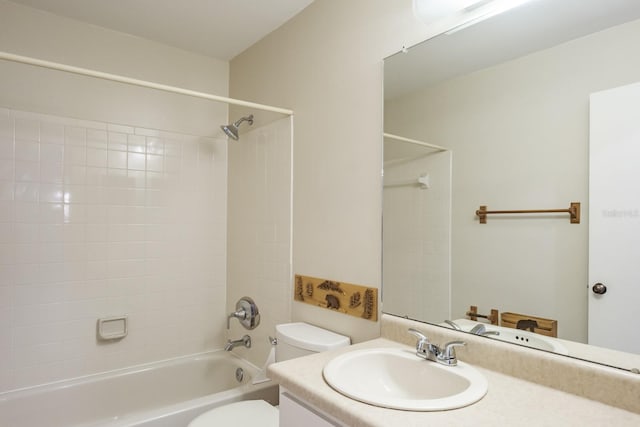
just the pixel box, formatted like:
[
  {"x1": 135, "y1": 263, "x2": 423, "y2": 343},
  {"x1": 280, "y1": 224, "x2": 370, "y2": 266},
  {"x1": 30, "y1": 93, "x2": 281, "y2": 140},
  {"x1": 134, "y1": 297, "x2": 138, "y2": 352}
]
[{"x1": 276, "y1": 322, "x2": 351, "y2": 352}]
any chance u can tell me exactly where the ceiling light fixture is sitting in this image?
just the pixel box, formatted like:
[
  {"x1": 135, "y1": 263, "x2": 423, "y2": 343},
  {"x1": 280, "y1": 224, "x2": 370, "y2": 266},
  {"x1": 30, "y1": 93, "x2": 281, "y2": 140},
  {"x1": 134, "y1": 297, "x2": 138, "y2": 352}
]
[{"x1": 413, "y1": 0, "x2": 536, "y2": 28}]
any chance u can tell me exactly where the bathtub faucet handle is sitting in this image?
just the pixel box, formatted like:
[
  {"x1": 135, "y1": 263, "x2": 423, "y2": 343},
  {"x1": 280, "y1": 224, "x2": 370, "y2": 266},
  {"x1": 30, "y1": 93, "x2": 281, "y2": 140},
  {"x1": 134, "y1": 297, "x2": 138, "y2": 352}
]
[
  {"x1": 226, "y1": 297, "x2": 261, "y2": 330},
  {"x1": 227, "y1": 308, "x2": 247, "y2": 329}
]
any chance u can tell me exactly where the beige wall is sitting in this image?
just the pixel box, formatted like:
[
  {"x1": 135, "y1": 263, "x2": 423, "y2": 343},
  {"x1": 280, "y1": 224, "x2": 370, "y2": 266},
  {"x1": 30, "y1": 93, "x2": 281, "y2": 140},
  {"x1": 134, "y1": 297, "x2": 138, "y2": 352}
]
[
  {"x1": 230, "y1": 0, "x2": 448, "y2": 342},
  {"x1": 385, "y1": 19, "x2": 640, "y2": 342}
]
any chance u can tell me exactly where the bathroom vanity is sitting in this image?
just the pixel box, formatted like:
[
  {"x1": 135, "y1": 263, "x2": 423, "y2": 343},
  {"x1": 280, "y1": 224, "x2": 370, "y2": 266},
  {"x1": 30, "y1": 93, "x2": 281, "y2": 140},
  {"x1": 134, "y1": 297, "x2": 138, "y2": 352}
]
[{"x1": 268, "y1": 315, "x2": 640, "y2": 426}]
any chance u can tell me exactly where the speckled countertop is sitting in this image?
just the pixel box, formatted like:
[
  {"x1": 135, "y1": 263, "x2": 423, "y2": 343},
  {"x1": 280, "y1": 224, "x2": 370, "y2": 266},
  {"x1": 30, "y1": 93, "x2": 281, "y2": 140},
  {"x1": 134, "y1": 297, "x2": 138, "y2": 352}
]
[{"x1": 268, "y1": 337, "x2": 640, "y2": 427}]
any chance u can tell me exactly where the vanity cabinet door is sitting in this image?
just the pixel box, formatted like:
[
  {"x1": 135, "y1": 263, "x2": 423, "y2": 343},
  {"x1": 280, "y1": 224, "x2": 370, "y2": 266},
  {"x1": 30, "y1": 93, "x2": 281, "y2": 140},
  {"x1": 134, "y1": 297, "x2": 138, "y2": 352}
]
[{"x1": 279, "y1": 390, "x2": 345, "y2": 427}]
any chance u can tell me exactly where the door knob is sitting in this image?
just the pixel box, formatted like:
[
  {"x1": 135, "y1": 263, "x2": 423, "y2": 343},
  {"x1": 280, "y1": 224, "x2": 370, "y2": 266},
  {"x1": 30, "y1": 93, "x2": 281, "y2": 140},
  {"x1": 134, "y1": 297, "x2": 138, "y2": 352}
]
[{"x1": 592, "y1": 283, "x2": 607, "y2": 295}]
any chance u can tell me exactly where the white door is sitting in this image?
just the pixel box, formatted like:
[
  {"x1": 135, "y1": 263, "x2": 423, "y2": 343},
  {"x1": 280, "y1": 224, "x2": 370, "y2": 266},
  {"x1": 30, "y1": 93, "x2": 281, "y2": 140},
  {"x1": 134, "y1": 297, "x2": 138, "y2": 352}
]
[{"x1": 589, "y1": 82, "x2": 640, "y2": 354}]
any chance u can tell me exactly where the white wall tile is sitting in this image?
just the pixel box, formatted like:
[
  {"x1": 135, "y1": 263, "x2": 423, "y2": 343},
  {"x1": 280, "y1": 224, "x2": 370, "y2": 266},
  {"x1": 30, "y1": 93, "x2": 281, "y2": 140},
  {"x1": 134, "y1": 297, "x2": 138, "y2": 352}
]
[
  {"x1": 14, "y1": 118, "x2": 39, "y2": 142},
  {"x1": 103, "y1": 170, "x2": 125, "y2": 189},
  {"x1": 0, "y1": 265, "x2": 15, "y2": 286},
  {"x1": 13, "y1": 264, "x2": 40, "y2": 285},
  {"x1": 127, "y1": 170, "x2": 146, "y2": 188},
  {"x1": 64, "y1": 146, "x2": 86, "y2": 165},
  {"x1": 127, "y1": 188, "x2": 145, "y2": 206},
  {"x1": 85, "y1": 225, "x2": 107, "y2": 243},
  {"x1": 146, "y1": 137, "x2": 164, "y2": 155},
  {"x1": 146, "y1": 154, "x2": 163, "y2": 172},
  {"x1": 0, "y1": 115, "x2": 12, "y2": 142},
  {"x1": 85, "y1": 167, "x2": 107, "y2": 186},
  {"x1": 86, "y1": 148, "x2": 108, "y2": 167},
  {"x1": 0, "y1": 140, "x2": 13, "y2": 160},
  {"x1": 0, "y1": 108, "x2": 230, "y2": 393},
  {"x1": 86, "y1": 261, "x2": 107, "y2": 279},
  {"x1": 64, "y1": 165, "x2": 87, "y2": 186},
  {"x1": 15, "y1": 161, "x2": 39, "y2": 182},
  {"x1": 0, "y1": 243, "x2": 15, "y2": 264},
  {"x1": 13, "y1": 183, "x2": 39, "y2": 203},
  {"x1": 63, "y1": 186, "x2": 86, "y2": 204},
  {"x1": 127, "y1": 152, "x2": 145, "y2": 170},
  {"x1": 15, "y1": 140, "x2": 39, "y2": 162},
  {"x1": 40, "y1": 143, "x2": 64, "y2": 163},
  {"x1": 64, "y1": 126, "x2": 86, "y2": 147},
  {"x1": 64, "y1": 243, "x2": 86, "y2": 263},
  {"x1": 145, "y1": 172, "x2": 164, "y2": 189},
  {"x1": 62, "y1": 224, "x2": 85, "y2": 243},
  {"x1": 108, "y1": 132, "x2": 128, "y2": 151},
  {"x1": 108, "y1": 150, "x2": 127, "y2": 169},
  {"x1": 40, "y1": 122, "x2": 65, "y2": 145},
  {"x1": 13, "y1": 224, "x2": 37, "y2": 243},
  {"x1": 40, "y1": 161, "x2": 64, "y2": 184},
  {"x1": 0, "y1": 160, "x2": 13, "y2": 182},
  {"x1": 226, "y1": 117, "x2": 291, "y2": 368},
  {"x1": 127, "y1": 135, "x2": 146, "y2": 153},
  {"x1": 39, "y1": 203, "x2": 64, "y2": 224},
  {"x1": 39, "y1": 224, "x2": 63, "y2": 243},
  {"x1": 86, "y1": 129, "x2": 108, "y2": 149},
  {"x1": 0, "y1": 223, "x2": 13, "y2": 245},
  {"x1": 14, "y1": 244, "x2": 40, "y2": 264},
  {"x1": 13, "y1": 202, "x2": 38, "y2": 223}
]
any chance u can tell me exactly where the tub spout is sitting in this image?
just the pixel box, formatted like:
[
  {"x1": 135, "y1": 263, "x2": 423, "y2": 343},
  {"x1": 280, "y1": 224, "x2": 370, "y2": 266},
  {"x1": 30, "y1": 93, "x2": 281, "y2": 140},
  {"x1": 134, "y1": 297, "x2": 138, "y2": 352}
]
[{"x1": 225, "y1": 334, "x2": 251, "y2": 351}]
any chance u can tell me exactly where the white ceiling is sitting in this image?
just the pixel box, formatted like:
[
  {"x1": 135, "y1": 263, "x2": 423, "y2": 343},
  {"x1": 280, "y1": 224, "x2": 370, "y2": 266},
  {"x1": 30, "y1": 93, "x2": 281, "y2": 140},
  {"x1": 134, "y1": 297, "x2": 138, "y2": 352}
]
[{"x1": 8, "y1": 0, "x2": 314, "y2": 60}]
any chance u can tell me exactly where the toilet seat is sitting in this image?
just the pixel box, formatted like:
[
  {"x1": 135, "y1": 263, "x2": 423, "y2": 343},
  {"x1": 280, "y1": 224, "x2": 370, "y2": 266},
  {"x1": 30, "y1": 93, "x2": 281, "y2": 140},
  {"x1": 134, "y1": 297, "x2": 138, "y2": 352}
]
[{"x1": 187, "y1": 400, "x2": 278, "y2": 427}]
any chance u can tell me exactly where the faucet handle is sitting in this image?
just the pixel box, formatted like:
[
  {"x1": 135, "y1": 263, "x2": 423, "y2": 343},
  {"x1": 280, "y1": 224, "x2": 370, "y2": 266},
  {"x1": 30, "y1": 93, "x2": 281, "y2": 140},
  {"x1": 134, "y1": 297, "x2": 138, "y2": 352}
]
[
  {"x1": 227, "y1": 297, "x2": 260, "y2": 330},
  {"x1": 408, "y1": 328, "x2": 431, "y2": 357},
  {"x1": 438, "y1": 341, "x2": 466, "y2": 366},
  {"x1": 408, "y1": 327, "x2": 429, "y2": 342},
  {"x1": 226, "y1": 308, "x2": 247, "y2": 329},
  {"x1": 444, "y1": 320, "x2": 462, "y2": 331}
]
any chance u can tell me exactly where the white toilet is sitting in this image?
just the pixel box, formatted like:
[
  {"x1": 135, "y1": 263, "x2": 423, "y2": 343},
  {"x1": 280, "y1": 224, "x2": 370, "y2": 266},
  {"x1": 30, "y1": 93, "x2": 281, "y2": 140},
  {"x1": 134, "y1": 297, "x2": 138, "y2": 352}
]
[{"x1": 188, "y1": 322, "x2": 350, "y2": 427}]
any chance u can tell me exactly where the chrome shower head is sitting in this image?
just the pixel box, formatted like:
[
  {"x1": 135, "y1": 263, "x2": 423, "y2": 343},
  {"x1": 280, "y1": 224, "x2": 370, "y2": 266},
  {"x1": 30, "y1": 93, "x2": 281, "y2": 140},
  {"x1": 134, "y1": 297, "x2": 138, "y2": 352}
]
[{"x1": 220, "y1": 114, "x2": 254, "y2": 140}]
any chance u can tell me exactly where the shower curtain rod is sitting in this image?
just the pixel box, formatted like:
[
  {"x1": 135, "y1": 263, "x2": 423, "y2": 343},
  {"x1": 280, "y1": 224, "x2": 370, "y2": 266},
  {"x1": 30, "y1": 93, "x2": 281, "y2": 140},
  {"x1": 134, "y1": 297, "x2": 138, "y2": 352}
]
[
  {"x1": 384, "y1": 132, "x2": 447, "y2": 151},
  {"x1": 0, "y1": 51, "x2": 294, "y2": 116}
]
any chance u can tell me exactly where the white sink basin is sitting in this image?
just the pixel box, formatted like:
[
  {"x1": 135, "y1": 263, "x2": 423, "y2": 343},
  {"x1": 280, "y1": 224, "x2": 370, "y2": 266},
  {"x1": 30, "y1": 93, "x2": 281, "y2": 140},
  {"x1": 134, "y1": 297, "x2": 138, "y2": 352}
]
[
  {"x1": 485, "y1": 328, "x2": 568, "y2": 354},
  {"x1": 322, "y1": 347, "x2": 488, "y2": 411}
]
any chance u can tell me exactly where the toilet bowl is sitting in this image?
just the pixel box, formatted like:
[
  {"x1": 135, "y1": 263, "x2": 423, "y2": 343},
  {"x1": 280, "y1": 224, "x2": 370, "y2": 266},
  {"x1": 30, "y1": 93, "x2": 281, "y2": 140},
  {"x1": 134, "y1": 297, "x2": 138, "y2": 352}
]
[{"x1": 188, "y1": 322, "x2": 350, "y2": 427}]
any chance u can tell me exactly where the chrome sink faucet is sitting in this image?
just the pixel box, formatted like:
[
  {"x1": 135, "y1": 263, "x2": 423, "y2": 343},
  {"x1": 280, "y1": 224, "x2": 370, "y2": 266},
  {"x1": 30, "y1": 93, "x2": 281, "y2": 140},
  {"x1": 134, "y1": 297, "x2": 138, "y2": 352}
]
[
  {"x1": 469, "y1": 324, "x2": 500, "y2": 337},
  {"x1": 444, "y1": 320, "x2": 463, "y2": 331},
  {"x1": 408, "y1": 328, "x2": 466, "y2": 366}
]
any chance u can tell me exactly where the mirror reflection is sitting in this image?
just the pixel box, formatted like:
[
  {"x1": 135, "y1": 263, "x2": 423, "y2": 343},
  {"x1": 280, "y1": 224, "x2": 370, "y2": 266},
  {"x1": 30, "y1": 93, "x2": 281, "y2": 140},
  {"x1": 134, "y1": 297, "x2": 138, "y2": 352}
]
[{"x1": 383, "y1": 0, "x2": 640, "y2": 371}]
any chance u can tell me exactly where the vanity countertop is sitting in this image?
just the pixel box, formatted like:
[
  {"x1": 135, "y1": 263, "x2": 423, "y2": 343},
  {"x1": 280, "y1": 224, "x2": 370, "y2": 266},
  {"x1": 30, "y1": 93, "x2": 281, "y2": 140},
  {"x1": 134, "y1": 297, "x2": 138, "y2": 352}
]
[{"x1": 268, "y1": 338, "x2": 640, "y2": 427}]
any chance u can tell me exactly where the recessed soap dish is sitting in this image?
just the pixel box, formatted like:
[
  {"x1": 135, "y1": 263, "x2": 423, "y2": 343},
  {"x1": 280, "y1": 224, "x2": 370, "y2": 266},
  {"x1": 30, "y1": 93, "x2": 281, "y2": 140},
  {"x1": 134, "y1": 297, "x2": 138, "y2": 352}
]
[{"x1": 97, "y1": 316, "x2": 128, "y2": 341}]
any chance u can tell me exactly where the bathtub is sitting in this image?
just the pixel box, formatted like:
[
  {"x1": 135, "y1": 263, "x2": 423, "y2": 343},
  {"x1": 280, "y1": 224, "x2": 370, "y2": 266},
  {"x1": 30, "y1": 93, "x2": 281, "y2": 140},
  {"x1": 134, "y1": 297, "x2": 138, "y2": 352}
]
[{"x1": 0, "y1": 351, "x2": 279, "y2": 427}]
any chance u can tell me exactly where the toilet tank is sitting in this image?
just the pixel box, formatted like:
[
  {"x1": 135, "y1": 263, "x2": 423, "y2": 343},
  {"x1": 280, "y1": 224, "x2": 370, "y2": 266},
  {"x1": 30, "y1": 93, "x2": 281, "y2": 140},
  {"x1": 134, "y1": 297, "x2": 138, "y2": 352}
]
[{"x1": 275, "y1": 322, "x2": 351, "y2": 362}]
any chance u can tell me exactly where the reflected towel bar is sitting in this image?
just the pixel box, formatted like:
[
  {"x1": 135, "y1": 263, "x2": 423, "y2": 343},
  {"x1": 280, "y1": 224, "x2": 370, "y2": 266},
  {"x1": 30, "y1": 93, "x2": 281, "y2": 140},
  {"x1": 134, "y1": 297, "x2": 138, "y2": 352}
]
[
  {"x1": 467, "y1": 306, "x2": 499, "y2": 325},
  {"x1": 476, "y1": 202, "x2": 580, "y2": 224}
]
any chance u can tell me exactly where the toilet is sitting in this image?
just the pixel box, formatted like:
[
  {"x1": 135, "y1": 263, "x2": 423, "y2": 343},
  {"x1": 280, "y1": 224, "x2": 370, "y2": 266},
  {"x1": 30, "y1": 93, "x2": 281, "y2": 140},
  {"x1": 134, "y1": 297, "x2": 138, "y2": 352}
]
[{"x1": 188, "y1": 322, "x2": 350, "y2": 427}]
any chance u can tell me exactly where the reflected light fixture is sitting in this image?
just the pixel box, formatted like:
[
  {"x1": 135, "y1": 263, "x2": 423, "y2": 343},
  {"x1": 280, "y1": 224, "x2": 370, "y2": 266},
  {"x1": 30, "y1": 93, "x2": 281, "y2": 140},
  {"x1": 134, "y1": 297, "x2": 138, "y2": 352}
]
[{"x1": 413, "y1": 0, "x2": 536, "y2": 29}]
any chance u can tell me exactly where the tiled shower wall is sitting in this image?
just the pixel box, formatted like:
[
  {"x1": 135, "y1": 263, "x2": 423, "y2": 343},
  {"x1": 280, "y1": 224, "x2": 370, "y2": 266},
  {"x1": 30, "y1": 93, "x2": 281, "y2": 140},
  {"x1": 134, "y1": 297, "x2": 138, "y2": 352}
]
[
  {"x1": 0, "y1": 107, "x2": 227, "y2": 392},
  {"x1": 227, "y1": 117, "x2": 292, "y2": 368},
  {"x1": 382, "y1": 151, "x2": 451, "y2": 323}
]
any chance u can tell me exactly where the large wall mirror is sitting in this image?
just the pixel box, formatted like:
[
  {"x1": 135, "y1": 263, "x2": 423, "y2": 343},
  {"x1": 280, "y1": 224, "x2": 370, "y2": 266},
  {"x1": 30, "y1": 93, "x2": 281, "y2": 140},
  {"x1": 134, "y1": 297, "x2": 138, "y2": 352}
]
[{"x1": 383, "y1": 0, "x2": 640, "y2": 372}]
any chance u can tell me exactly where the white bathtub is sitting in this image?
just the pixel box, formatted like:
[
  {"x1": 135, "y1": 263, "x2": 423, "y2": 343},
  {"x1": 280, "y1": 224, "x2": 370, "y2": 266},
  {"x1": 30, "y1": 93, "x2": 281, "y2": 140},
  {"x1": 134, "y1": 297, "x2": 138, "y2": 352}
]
[{"x1": 0, "y1": 351, "x2": 278, "y2": 427}]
